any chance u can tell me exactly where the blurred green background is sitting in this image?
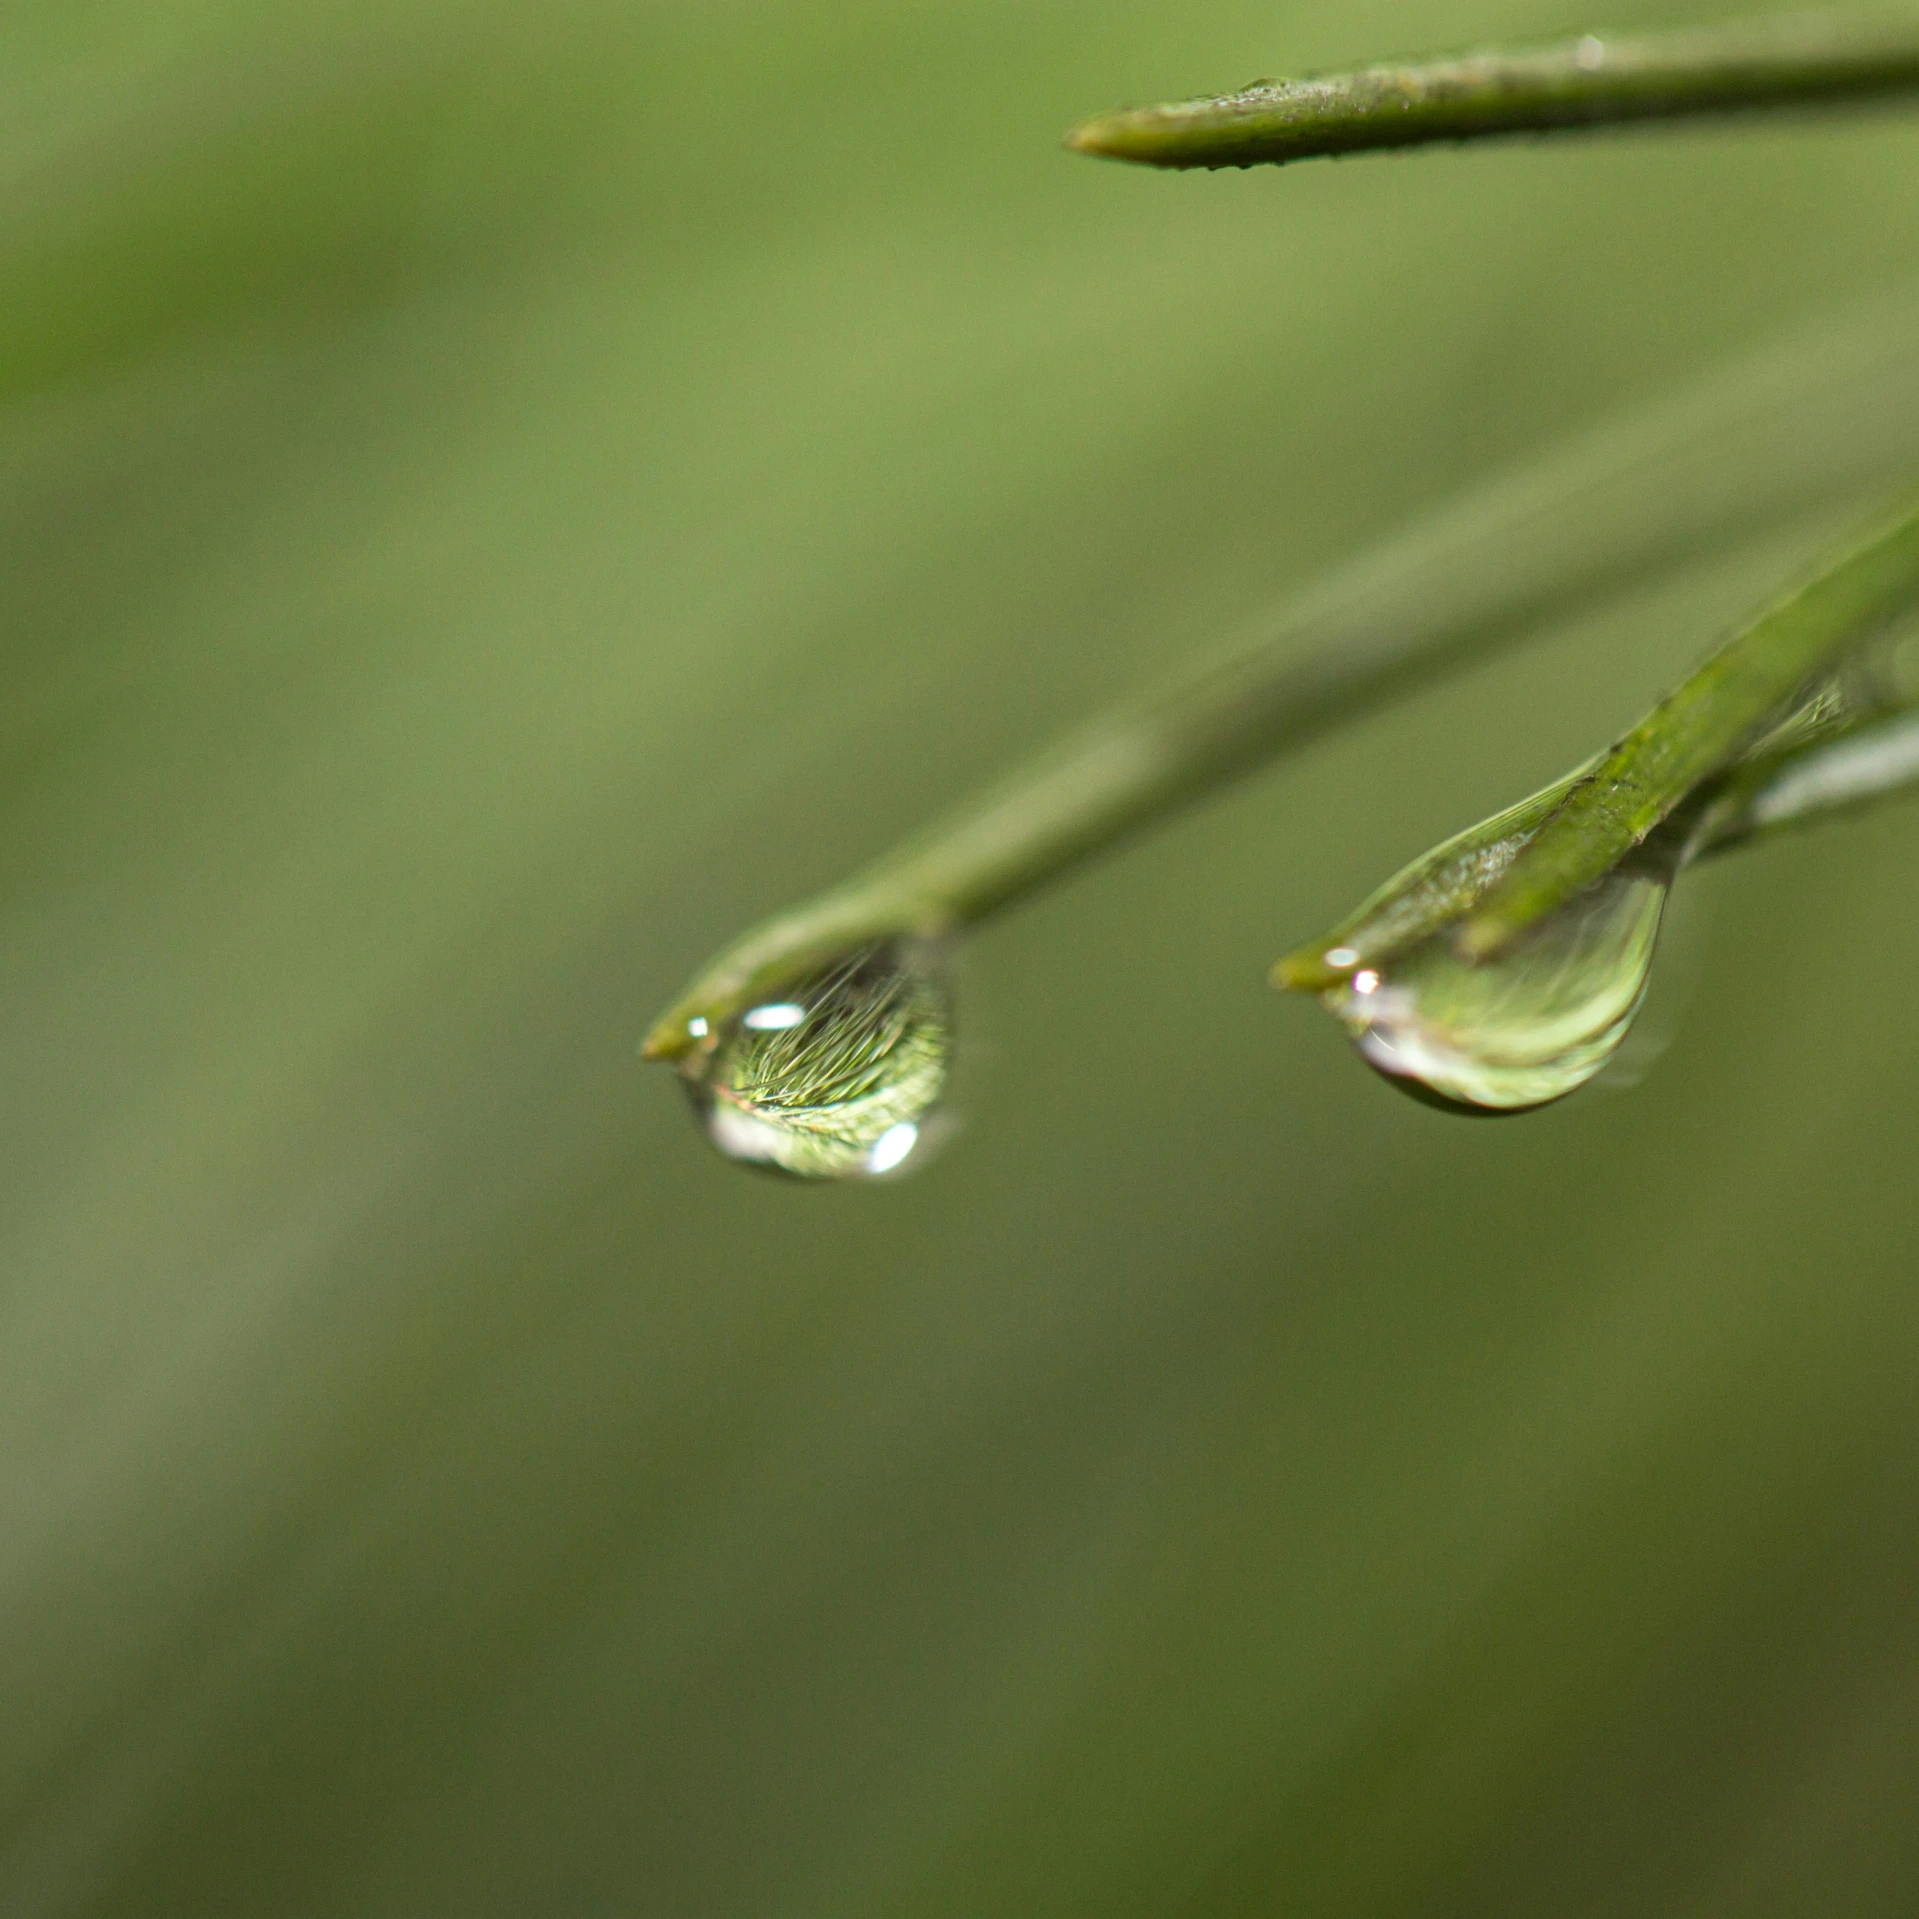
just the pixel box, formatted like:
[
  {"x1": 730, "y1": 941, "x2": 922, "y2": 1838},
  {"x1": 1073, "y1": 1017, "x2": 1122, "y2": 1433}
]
[{"x1": 5, "y1": 2, "x2": 1919, "y2": 1913}]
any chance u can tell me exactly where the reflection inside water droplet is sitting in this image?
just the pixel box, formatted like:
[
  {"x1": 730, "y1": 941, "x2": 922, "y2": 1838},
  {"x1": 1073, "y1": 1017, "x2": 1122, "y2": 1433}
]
[
  {"x1": 1320, "y1": 854, "x2": 1671, "y2": 1114},
  {"x1": 679, "y1": 942, "x2": 952, "y2": 1179},
  {"x1": 741, "y1": 1002, "x2": 806, "y2": 1031}
]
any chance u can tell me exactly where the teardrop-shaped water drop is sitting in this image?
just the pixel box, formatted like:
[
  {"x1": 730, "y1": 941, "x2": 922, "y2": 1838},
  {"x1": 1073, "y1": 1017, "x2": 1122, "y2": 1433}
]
[
  {"x1": 1319, "y1": 855, "x2": 1670, "y2": 1114},
  {"x1": 677, "y1": 941, "x2": 952, "y2": 1178}
]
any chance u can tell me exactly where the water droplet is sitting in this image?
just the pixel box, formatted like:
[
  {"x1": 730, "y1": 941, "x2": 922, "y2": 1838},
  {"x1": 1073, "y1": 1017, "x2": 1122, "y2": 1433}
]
[
  {"x1": 1318, "y1": 855, "x2": 1670, "y2": 1114},
  {"x1": 679, "y1": 942, "x2": 952, "y2": 1179}
]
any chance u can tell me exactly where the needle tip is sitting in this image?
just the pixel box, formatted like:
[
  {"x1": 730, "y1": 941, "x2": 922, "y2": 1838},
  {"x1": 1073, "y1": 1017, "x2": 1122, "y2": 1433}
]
[
  {"x1": 1064, "y1": 110, "x2": 1171, "y2": 164},
  {"x1": 640, "y1": 1025, "x2": 688, "y2": 1063},
  {"x1": 1271, "y1": 948, "x2": 1347, "y2": 994}
]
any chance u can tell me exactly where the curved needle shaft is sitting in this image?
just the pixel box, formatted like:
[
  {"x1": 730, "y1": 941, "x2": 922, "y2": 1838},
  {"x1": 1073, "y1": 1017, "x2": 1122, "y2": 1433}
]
[{"x1": 645, "y1": 293, "x2": 1919, "y2": 1061}]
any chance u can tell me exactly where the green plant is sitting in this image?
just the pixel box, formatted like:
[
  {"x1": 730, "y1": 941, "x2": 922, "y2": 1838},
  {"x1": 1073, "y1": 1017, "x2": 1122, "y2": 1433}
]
[{"x1": 645, "y1": 16, "x2": 1919, "y2": 1174}]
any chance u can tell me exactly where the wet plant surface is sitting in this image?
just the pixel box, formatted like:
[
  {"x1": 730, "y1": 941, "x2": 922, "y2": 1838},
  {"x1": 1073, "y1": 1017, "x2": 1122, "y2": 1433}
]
[{"x1": 10, "y1": 5, "x2": 1919, "y2": 1916}]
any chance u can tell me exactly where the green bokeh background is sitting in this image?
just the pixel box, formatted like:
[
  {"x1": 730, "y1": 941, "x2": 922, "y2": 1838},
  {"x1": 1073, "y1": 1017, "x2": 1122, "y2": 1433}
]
[{"x1": 6, "y1": 3, "x2": 1919, "y2": 1913}]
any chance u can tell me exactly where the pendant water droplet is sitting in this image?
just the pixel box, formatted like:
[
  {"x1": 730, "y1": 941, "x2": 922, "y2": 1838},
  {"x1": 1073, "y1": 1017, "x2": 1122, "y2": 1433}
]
[
  {"x1": 677, "y1": 941, "x2": 952, "y2": 1178},
  {"x1": 1320, "y1": 856, "x2": 1670, "y2": 1113}
]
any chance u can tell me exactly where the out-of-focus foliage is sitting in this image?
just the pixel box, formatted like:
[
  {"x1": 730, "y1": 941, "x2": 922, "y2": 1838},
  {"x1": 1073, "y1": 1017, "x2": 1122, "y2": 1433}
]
[{"x1": 4, "y1": 2, "x2": 1919, "y2": 1914}]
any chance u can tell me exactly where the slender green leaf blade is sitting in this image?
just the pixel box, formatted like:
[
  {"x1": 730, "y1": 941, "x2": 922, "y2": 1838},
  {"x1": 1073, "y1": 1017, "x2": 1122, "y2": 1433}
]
[{"x1": 1459, "y1": 501, "x2": 1919, "y2": 958}]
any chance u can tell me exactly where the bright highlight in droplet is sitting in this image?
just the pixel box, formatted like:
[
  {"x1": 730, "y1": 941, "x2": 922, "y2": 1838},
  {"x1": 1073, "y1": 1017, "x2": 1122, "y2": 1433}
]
[
  {"x1": 1324, "y1": 947, "x2": 1360, "y2": 968},
  {"x1": 742, "y1": 1002, "x2": 807, "y2": 1031},
  {"x1": 866, "y1": 1122, "x2": 920, "y2": 1174},
  {"x1": 686, "y1": 1016, "x2": 708, "y2": 1038},
  {"x1": 1352, "y1": 970, "x2": 1380, "y2": 994}
]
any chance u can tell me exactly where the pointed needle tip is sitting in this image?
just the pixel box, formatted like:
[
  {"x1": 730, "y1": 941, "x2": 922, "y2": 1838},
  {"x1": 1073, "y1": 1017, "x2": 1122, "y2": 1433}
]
[
  {"x1": 1271, "y1": 951, "x2": 1340, "y2": 994},
  {"x1": 1064, "y1": 114, "x2": 1155, "y2": 163}
]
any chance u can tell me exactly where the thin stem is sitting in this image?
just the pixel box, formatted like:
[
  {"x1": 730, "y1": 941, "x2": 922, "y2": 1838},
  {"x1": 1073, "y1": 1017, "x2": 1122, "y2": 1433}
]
[
  {"x1": 643, "y1": 292, "x2": 1919, "y2": 1060},
  {"x1": 1273, "y1": 517, "x2": 1919, "y2": 995},
  {"x1": 1271, "y1": 631, "x2": 1919, "y2": 996},
  {"x1": 1068, "y1": 15, "x2": 1919, "y2": 171},
  {"x1": 1456, "y1": 500, "x2": 1919, "y2": 958}
]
